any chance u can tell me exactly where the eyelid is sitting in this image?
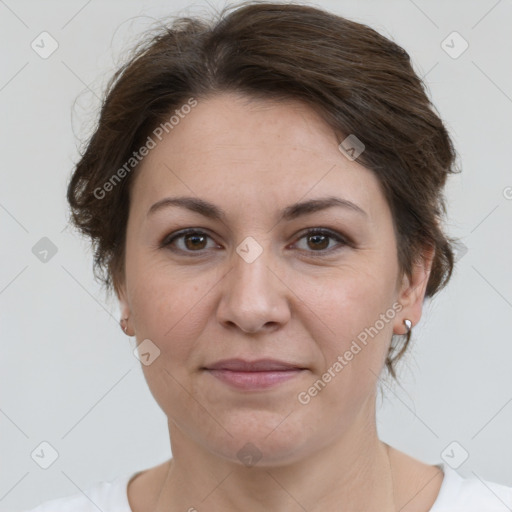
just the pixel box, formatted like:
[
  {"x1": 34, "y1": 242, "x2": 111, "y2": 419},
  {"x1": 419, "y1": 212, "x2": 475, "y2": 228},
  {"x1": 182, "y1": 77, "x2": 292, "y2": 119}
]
[
  {"x1": 291, "y1": 228, "x2": 350, "y2": 255},
  {"x1": 160, "y1": 228, "x2": 220, "y2": 253},
  {"x1": 161, "y1": 227, "x2": 351, "y2": 255}
]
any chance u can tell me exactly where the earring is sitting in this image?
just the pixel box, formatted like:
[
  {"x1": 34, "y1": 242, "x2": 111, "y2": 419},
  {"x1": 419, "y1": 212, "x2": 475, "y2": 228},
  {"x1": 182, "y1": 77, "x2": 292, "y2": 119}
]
[
  {"x1": 403, "y1": 318, "x2": 412, "y2": 334},
  {"x1": 120, "y1": 318, "x2": 129, "y2": 335}
]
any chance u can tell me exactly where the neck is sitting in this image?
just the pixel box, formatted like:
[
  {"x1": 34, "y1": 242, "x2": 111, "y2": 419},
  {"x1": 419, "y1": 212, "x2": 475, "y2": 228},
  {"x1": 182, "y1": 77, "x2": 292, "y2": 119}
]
[{"x1": 153, "y1": 413, "x2": 395, "y2": 511}]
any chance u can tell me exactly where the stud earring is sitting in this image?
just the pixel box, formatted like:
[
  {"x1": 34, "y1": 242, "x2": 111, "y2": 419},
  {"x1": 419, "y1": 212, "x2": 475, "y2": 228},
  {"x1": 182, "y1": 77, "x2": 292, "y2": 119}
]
[{"x1": 403, "y1": 318, "x2": 412, "y2": 334}]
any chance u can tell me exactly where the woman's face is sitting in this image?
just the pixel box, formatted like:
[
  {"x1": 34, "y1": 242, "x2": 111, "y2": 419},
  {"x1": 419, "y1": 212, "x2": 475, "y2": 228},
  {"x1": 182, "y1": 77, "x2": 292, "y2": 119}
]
[{"x1": 118, "y1": 92, "x2": 429, "y2": 465}]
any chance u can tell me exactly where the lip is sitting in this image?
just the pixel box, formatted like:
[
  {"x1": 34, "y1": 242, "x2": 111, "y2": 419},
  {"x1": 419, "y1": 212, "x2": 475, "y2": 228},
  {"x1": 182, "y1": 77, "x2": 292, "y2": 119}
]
[
  {"x1": 202, "y1": 358, "x2": 307, "y2": 390},
  {"x1": 204, "y1": 358, "x2": 305, "y2": 372}
]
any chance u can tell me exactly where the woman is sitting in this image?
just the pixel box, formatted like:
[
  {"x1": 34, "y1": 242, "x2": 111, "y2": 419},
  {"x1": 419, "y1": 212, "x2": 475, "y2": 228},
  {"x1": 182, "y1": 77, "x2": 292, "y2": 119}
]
[{"x1": 27, "y1": 2, "x2": 512, "y2": 511}]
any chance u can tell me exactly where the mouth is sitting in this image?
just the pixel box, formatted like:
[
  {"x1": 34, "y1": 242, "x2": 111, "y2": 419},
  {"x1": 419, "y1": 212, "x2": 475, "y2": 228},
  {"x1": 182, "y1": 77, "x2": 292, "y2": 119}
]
[{"x1": 202, "y1": 358, "x2": 307, "y2": 390}]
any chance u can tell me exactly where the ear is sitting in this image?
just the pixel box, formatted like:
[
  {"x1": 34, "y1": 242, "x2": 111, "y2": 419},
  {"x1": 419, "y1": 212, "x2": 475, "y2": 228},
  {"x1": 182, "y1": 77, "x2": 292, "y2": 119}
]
[
  {"x1": 115, "y1": 277, "x2": 132, "y2": 334},
  {"x1": 394, "y1": 245, "x2": 435, "y2": 335}
]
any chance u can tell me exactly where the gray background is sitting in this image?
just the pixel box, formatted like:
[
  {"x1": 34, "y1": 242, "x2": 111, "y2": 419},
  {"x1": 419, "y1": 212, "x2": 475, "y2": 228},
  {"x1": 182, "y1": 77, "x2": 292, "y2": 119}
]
[{"x1": 1, "y1": 0, "x2": 511, "y2": 510}]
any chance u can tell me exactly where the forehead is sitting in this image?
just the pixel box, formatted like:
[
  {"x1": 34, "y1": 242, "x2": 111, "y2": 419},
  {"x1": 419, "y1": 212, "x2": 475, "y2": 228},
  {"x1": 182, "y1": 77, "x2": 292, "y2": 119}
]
[{"x1": 129, "y1": 92, "x2": 387, "y2": 222}]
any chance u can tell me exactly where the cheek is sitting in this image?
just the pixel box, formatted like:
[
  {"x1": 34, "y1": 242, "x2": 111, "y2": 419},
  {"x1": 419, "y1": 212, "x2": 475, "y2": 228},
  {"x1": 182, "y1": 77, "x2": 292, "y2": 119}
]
[
  {"x1": 129, "y1": 269, "x2": 210, "y2": 357},
  {"x1": 127, "y1": 266, "x2": 216, "y2": 420},
  {"x1": 292, "y1": 273, "x2": 397, "y2": 428},
  {"x1": 307, "y1": 263, "x2": 396, "y2": 331},
  {"x1": 301, "y1": 266, "x2": 398, "y2": 379}
]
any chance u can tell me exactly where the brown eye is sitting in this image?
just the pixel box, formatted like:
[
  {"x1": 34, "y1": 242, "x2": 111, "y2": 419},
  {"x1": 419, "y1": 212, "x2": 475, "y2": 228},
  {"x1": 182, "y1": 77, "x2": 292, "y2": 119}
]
[
  {"x1": 162, "y1": 229, "x2": 217, "y2": 253},
  {"x1": 306, "y1": 233, "x2": 330, "y2": 250},
  {"x1": 183, "y1": 233, "x2": 208, "y2": 250},
  {"x1": 294, "y1": 229, "x2": 348, "y2": 254}
]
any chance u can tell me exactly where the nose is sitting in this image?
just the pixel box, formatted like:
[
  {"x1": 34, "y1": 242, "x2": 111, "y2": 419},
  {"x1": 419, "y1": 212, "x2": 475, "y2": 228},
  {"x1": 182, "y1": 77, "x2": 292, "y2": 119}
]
[{"x1": 216, "y1": 244, "x2": 291, "y2": 334}]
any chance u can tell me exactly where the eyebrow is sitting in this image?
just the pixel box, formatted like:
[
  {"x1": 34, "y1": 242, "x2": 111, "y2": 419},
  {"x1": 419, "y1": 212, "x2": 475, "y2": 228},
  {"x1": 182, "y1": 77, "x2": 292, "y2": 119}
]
[{"x1": 147, "y1": 195, "x2": 367, "y2": 221}]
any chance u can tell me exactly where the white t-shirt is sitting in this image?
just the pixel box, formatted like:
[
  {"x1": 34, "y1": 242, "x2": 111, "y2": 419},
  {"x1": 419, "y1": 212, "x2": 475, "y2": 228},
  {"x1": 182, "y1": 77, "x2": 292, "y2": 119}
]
[{"x1": 24, "y1": 462, "x2": 512, "y2": 511}]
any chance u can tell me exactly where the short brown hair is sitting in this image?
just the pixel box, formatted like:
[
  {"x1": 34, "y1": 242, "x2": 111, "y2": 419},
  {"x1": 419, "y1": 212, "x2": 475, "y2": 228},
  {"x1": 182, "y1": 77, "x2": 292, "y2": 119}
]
[{"x1": 67, "y1": 1, "x2": 460, "y2": 379}]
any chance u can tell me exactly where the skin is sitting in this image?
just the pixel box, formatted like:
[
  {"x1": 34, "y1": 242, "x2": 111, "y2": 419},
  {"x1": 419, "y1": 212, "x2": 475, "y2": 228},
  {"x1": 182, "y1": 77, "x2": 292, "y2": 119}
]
[{"x1": 117, "y1": 92, "x2": 443, "y2": 511}]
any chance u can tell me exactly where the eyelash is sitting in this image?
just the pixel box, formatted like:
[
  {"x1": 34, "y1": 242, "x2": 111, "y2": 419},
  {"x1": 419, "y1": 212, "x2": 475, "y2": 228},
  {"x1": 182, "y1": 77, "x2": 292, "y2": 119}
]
[{"x1": 160, "y1": 228, "x2": 350, "y2": 257}]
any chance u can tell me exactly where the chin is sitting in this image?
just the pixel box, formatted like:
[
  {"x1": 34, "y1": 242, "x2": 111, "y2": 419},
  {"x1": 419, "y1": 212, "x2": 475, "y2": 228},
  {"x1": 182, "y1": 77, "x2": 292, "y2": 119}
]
[{"x1": 203, "y1": 410, "x2": 322, "y2": 468}]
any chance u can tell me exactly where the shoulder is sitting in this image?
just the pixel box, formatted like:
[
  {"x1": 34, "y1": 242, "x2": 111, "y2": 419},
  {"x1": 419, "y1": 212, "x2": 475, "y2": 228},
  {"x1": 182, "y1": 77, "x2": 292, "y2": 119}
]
[
  {"x1": 430, "y1": 463, "x2": 512, "y2": 512},
  {"x1": 24, "y1": 472, "x2": 138, "y2": 512},
  {"x1": 386, "y1": 445, "x2": 511, "y2": 512}
]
